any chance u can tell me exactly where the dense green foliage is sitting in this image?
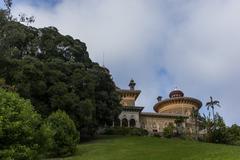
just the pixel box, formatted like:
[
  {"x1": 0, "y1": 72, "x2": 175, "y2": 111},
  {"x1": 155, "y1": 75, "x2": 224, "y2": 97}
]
[
  {"x1": 60, "y1": 136, "x2": 240, "y2": 160},
  {"x1": 163, "y1": 123, "x2": 175, "y2": 138},
  {"x1": 174, "y1": 116, "x2": 185, "y2": 136},
  {"x1": 0, "y1": 10, "x2": 121, "y2": 139},
  {"x1": 200, "y1": 113, "x2": 240, "y2": 146},
  {"x1": 226, "y1": 124, "x2": 240, "y2": 145},
  {"x1": 0, "y1": 88, "x2": 52, "y2": 160},
  {"x1": 46, "y1": 110, "x2": 79, "y2": 157},
  {"x1": 104, "y1": 127, "x2": 148, "y2": 136}
]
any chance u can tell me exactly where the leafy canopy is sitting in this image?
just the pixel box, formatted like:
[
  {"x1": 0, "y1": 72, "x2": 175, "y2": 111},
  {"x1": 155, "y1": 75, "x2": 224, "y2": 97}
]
[
  {"x1": 0, "y1": 88, "x2": 52, "y2": 160},
  {"x1": 0, "y1": 9, "x2": 121, "y2": 139}
]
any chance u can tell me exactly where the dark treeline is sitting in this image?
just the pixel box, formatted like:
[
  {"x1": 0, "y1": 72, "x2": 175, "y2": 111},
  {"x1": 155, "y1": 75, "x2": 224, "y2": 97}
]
[{"x1": 0, "y1": 8, "x2": 121, "y2": 140}]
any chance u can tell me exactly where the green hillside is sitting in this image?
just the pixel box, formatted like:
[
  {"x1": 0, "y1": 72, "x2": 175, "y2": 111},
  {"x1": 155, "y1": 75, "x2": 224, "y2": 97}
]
[{"x1": 62, "y1": 136, "x2": 240, "y2": 160}]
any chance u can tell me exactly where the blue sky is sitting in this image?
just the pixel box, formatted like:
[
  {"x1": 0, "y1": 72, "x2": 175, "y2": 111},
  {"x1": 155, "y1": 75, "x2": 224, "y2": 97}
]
[
  {"x1": 0, "y1": 0, "x2": 4, "y2": 7},
  {"x1": 4, "y1": 0, "x2": 240, "y2": 125},
  {"x1": 15, "y1": 0, "x2": 61, "y2": 7},
  {"x1": 0, "y1": 0, "x2": 61, "y2": 9}
]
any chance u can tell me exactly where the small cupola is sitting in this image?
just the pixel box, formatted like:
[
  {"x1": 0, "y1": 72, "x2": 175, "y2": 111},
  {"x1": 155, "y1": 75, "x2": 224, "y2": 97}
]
[
  {"x1": 129, "y1": 79, "x2": 136, "y2": 90},
  {"x1": 169, "y1": 88, "x2": 184, "y2": 98},
  {"x1": 157, "y1": 96, "x2": 162, "y2": 102}
]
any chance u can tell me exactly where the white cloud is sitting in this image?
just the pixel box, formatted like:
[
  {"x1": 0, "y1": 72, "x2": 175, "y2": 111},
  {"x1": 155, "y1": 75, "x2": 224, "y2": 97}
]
[
  {"x1": 163, "y1": 0, "x2": 240, "y2": 125},
  {"x1": 12, "y1": 0, "x2": 240, "y2": 125}
]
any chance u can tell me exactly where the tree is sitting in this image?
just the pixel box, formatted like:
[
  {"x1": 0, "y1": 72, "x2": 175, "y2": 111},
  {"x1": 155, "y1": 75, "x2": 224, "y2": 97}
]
[
  {"x1": 226, "y1": 124, "x2": 240, "y2": 145},
  {"x1": 0, "y1": 88, "x2": 53, "y2": 160},
  {"x1": 163, "y1": 123, "x2": 175, "y2": 138},
  {"x1": 0, "y1": 8, "x2": 121, "y2": 140},
  {"x1": 46, "y1": 110, "x2": 80, "y2": 157},
  {"x1": 210, "y1": 113, "x2": 228, "y2": 144},
  {"x1": 3, "y1": 0, "x2": 12, "y2": 17},
  {"x1": 200, "y1": 113, "x2": 230, "y2": 144},
  {"x1": 206, "y1": 96, "x2": 220, "y2": 126},
  {"x1": 201, "y1": 113, "x2": 214, "y2": 142},
  {"x1": 3, "y1": 0, "x2": 12, "y2": 10},
  {"x1": 18, "y1": 13, "x2": 35, "y2": 25},
  {"x1": 174, "y1": 116, "x2": 185, "y2": 136},
  {"x1": 0, "y1": 78, "x2": 15, "y2": 91}
]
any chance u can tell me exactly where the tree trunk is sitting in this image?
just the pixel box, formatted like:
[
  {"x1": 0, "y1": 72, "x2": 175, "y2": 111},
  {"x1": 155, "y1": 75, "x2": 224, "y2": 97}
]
[
  {"x1": 212, "y1": 107, "x2": 215, "y2": 129},
  {"x1": 212, "y1": 107, "x2": 215, "y2": 120}
]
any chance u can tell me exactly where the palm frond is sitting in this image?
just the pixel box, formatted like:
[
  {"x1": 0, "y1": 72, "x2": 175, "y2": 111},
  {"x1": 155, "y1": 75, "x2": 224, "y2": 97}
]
[{"x1": 206, "y1": 102, "x2": 212, "y2": 106}]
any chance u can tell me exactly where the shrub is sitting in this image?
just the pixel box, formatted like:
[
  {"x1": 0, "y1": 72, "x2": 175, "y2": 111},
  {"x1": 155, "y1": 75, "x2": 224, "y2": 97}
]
[
  {"x1": 46, "y1": 110, "x2": 80, "y2": 157},
  {"x1": 104, "y1": 127, "x2": 148, "y2": 136},
  {"x1": 0, "y1": 88, "x2": 52, "y2": 160},
  {"x1": 200, "y1": 114, "x2": 240, "y2": 145},
  {"x1": 163, "y1": 123, "x2": 175, "y2": 138},
  {"x1": 207, "y1": 114, "x2": 228, "y2": 144},
  {"x1": 130, "y1": 128, "x2": 149, "y2": 136},
  {"x1": 226, "y1": 124, "x2": 240, "y2": 145}
]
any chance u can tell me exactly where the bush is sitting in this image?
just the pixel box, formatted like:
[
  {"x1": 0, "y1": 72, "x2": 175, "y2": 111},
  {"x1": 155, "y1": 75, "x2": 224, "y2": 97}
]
[
  {"x1": 104, "y1": 127, "x2": 148, "y2": 136},
  {"x1": 200, "y1": 114, "x2": 240, "y2": 145},
  {"x1": 46, "y1": 110, "x2": 80, "y2": 157},
  {"x1": 0, "y1": 88, "x2": 52, "y2": 160},
  {"x1": 0, "y1": 145, "x2": 39, "y2": 160},
  {"x1": 207, "y1": 114, "x2": 228, "y2": 144},
  {"x1": 163, "y1": 123, "x2": 175, "y2": 138},
  {"x1": 226, "y1": 124, "x2": 240, "y2": 145},
  {"x1": 130, "y1": 128, "x2": 149, "y2": 136}
]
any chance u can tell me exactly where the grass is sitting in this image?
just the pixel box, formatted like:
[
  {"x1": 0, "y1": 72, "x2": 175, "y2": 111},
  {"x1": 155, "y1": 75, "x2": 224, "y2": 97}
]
[{"x1": 59, "y1": 136, "x2": 240, "y2": 160}]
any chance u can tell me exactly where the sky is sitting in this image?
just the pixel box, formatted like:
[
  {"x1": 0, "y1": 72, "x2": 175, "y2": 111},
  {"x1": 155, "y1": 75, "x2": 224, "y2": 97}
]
[{"x1": 2, "y1": 0, "x2": 240, "y2": 125}]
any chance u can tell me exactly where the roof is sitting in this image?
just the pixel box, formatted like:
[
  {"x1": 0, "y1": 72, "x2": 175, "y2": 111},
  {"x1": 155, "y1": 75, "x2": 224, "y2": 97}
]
[
  {"x1": 121, "y1": 106, "x2": 144, "y2": 112},
  {"x1": 141, "y1": 112, "x2": 188, "y2": 118}
]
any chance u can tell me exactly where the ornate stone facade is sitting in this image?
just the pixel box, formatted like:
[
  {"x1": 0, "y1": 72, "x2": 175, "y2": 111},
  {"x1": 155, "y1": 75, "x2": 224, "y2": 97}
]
[{"x1": 116, "y1": 80, "x2": 202, "y2": 134}]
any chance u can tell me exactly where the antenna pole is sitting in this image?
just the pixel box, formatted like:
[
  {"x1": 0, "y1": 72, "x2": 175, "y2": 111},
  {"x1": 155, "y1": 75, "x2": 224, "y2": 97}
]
[{"x1": 102, "y1": 53, "x2": 105, "y2": 67}]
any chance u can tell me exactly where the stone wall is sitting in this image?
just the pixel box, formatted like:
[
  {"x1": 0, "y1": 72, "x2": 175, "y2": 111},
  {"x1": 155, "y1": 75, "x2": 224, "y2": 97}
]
[{"x1": 140, "y1": 116, "x2": 178, "y2": 133}]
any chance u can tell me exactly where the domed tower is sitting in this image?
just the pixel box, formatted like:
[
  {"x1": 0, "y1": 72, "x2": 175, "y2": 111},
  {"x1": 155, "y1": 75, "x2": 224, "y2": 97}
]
[
  {"x1": 116, "y1": 79, "x2": 144, "y2": 128},
  {"x1": 117, "y1": 79, "x2": 141, "y2": 107},
  {"x1": 153, "y1": 88, "x2": 202, "y2": 116}
]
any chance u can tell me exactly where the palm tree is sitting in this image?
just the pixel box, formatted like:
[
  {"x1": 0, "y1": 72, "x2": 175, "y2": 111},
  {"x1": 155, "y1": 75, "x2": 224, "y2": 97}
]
[{"x1": 206, "y1": 96, "x2": 220, "y2": 126}]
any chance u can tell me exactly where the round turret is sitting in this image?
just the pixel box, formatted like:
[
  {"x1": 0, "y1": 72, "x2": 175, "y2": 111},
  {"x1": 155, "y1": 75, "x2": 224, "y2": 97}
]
[{"x1": 153, "y1": 89, "x2": 202, "y2": 115}]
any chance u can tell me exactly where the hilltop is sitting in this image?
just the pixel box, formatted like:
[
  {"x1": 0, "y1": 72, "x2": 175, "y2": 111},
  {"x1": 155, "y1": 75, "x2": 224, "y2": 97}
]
[{"x1": 62, "y1": 136, "x2": 240, "y2": 160}]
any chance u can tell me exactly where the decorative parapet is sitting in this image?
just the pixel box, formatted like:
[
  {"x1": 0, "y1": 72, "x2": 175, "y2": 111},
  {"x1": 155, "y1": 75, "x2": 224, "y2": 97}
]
[{"x1": 141, "y1": 112, "x2": 188, "y2": 118}]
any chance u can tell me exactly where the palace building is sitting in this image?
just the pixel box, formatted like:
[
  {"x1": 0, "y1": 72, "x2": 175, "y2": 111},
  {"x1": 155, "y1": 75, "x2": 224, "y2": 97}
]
[{"x1": 116, "y1": 79, "x2": 202, "y2": 134}]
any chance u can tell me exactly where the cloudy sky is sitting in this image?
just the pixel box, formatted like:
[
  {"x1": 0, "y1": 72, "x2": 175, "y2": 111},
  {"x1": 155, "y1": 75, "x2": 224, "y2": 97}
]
[{"x1": 2, "y1": 0, "x2": 240, "y2": 125}]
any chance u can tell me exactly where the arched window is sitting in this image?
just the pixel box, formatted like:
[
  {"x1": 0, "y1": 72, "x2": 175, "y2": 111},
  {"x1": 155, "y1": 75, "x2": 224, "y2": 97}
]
[
  {"x1": 130, "y1": 119, "x2": 136, "y2": 128},
  {"x1": 122, "y1": 118, "x2": 128, "y2": 127}
]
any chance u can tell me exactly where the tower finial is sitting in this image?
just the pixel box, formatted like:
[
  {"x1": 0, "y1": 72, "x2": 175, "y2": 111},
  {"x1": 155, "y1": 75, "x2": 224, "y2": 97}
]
[{"x1": 129, "y1": 79, "x2": 136, "y2": 90}]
